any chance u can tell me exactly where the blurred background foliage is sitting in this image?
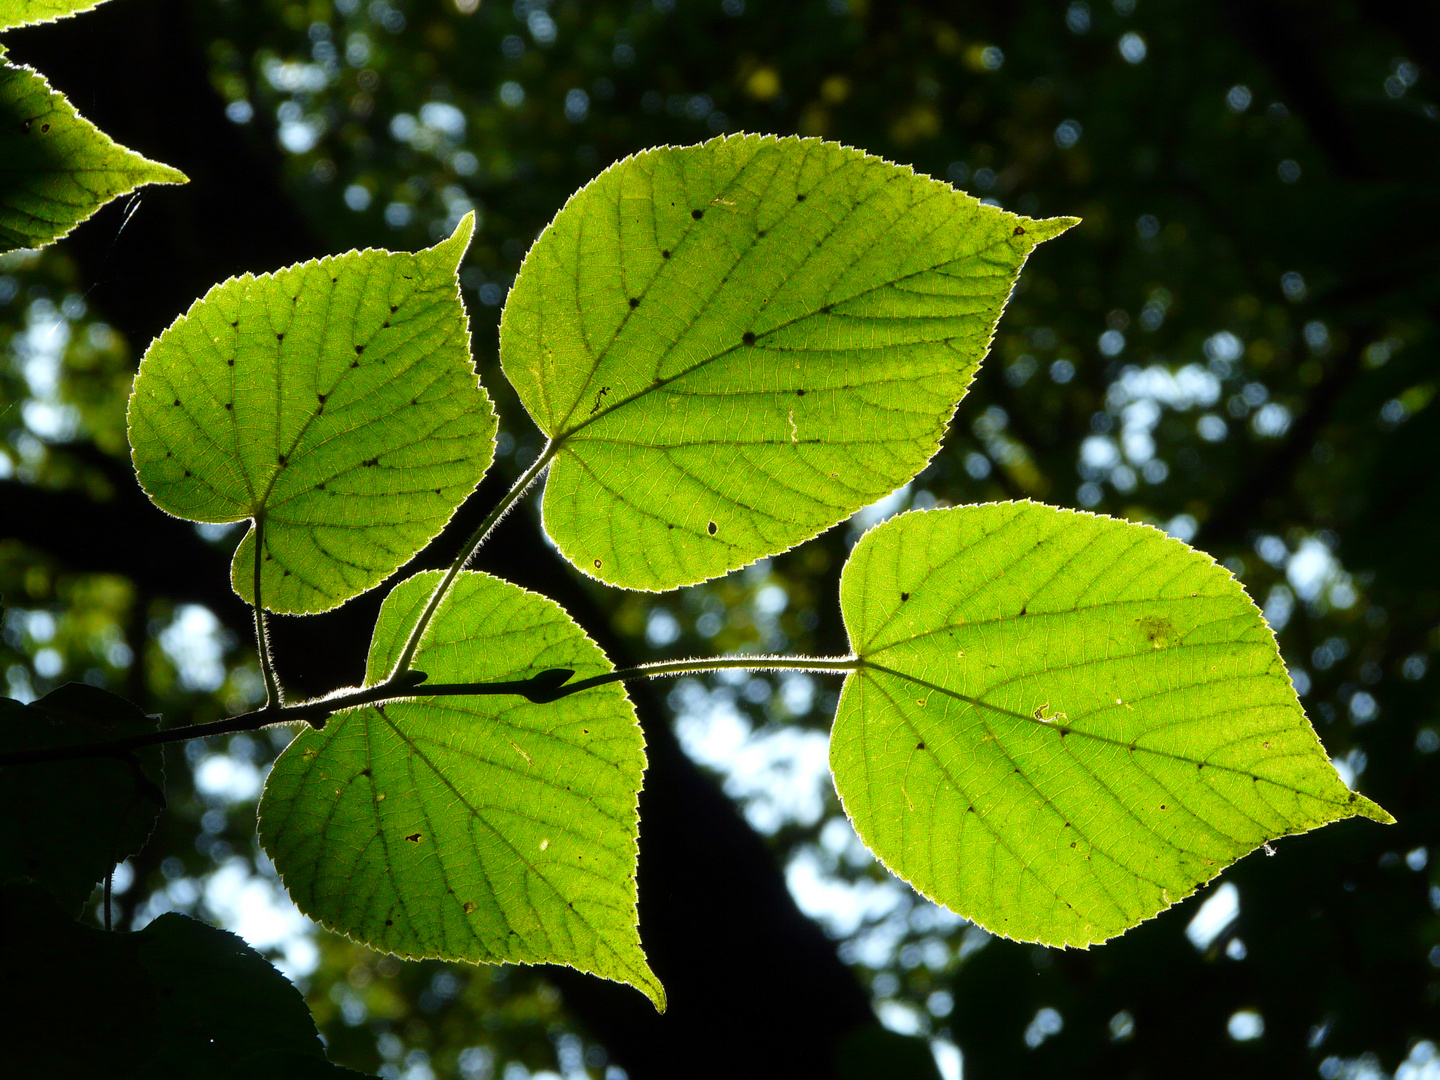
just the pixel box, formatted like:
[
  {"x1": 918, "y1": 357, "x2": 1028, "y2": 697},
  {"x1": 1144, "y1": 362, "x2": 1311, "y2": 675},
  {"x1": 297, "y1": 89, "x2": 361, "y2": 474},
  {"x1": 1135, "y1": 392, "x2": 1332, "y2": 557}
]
[{"x1": 1, "y1": 0, "x2": 1437, "y2": 1077}]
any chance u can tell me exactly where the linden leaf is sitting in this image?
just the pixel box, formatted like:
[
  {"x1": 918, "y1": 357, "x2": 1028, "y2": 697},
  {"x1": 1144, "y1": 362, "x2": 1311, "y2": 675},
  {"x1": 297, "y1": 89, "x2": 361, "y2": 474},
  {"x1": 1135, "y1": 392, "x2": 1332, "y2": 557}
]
[
  {"x1": 831, "y1": 503, "x2": 1391, "y2": 947},
  {"x1": 258, "y1": 571, "x2": 664, "y2": 1009},
  {"x1": 501, "y1": 133, "x2": 1075, "y2": 591},
  {"x1": 0, "y1": 60, "x2": 185, "y2": 252},
  {"x1": 127, "y1": 214, "x2": 495, "y2": 614}
]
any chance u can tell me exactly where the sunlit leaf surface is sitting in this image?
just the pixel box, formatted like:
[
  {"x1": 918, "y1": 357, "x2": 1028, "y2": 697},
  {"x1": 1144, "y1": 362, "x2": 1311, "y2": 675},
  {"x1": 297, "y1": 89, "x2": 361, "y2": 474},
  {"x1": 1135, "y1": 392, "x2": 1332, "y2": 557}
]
[
  {"x1": 259, "y1": 571, "x2": 663, "y2": 1008},
  {"x1": 831, "y1": 503, "x2": 1391, "y2": 947},
  {"x1": 501, "y1": 133, "x2": 1075, "y2": 591},
  {"x1": 128, "y1": 214, "x2": 495, "y2": 614},
  {"x1": 0, "y1": 0, "x2": 114, "y2": 31},
  {"x1": 0, "y1": 60, "x2": 184, "y2": 252}
]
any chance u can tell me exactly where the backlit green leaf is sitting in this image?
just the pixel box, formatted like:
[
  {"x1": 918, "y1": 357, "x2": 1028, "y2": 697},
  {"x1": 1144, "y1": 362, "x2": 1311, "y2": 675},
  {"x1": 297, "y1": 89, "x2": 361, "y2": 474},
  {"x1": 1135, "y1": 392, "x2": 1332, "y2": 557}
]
[
  {"x1": 831, "y1": 503, "x2": 1391, "y2": 947},
  {"x1": 127, "y1": 214, "x2": 496, "y2": 614},
  {"x1": 0, "y1": 684, "x2": 164, "y2": 913},
  {"x1": 258, "y1": 570, "x2": 663, "y2": 1008},
  {"x1": 0, "y1": 60, "x2": 185, "y2": 252},
  {"x1": 0, "y1": 0, "x2": 112, "y2": 31},
  {"x1": 501, "y1": 133, "x2": 1075, "y2": 591}
]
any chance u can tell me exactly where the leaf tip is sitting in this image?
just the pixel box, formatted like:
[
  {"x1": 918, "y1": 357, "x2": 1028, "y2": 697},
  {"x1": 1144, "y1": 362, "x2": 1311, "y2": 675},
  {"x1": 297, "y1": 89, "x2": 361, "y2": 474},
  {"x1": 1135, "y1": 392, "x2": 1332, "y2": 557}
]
[
  {"x1": 433, "y1": 210, "x2": 477, "y2": 269},
  {"x1": 1351, "y1": 793, "x2": 1396, "y2": 825}
]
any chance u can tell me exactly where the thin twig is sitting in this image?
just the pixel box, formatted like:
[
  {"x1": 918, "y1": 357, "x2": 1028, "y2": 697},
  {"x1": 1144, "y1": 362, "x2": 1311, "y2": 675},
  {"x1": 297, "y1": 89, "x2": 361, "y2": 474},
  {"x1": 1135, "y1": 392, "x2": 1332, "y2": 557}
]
[
  {"x1": 391, "y1": 441, "x2": 560, "y2": 677},
  {"x1": 252, "y1": 515, "x2": 283, "y2": 709},
  {"x1": 0, "y1": 655, "x2": 861, "y2": 768}
]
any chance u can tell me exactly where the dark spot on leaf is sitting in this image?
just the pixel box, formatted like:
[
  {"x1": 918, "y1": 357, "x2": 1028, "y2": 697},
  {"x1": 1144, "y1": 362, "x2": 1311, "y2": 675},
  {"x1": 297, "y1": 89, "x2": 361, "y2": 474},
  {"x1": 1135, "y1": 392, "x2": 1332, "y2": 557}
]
[
  {"x1": 276, "y1": 333, "x2": 284, "y2": 341},
  {"x1": 742, "y1": 331, "x2": 756, "y2": 345},
  {"x1": 405, "y1": 833, "x2": 421, "y2": 842},
  {"x1": 1063, "y1": 822, "x2": 1072, "y2": 828},
  {"x1": 434, "y1": 488, "x2": 441, "y2": 495},
  {"x1": 1070, "y1": 841, "x2": 1077, "y2": 848},
  {"x1": 382, "y1": 320, "x2": 390, "y2": 328},
  {"x1": 821, "y1": 304, "x2": 833, "y2": 314},
  {"x1": 318, "y1": 482, "x2": 325, "y2": 490},
  {"x1": 758, "y1": 229, "x2": 767, "y2": 238},
  {"x1": 385, "y1": 918, "x2": 393, "y2": 926},
  {"x1": 629, "y1": 297, "x2": 640, "y2": 309},
  {"x1": 227, "y1": 359, "x2": 234, "y2": 367},
  {"x1": 1349, "y1": 793, "x2": 1357, "y2": 802},
  {"x1": 363, "y1": 458, "x2": 377, "y2": 467},
  {"x1": 278, "y1": 454, "x2": 288, "y2": 465},
  {"x1": 359, "y1": 768, "x2": 370, "y2": 777},
  {"x1": 1019, "y1": 604, "x2": 1028, "y2": 615},
  {"x1": 900, "y1": 592, "x2": 910, "y2": 602},
  {"x1": 967, "y1": 806, "x2": 975, "y2": 813},
  {"x1": 1160, "y1": 804, "x2": 1168, "y2": 810},
  {"x1": 411, "y1": 399, "x2": 418, "y2": 406},
  {"x1": 916, "y1": 741, "x2": 925, "y2": 750},
  {"x1": 282, "y1": 569, "x2": 291, "y2": 577},
  {"x1": 318, "y1": 393, "x2": 327, "y2": 404},
  {"x1": 708, "y1": 521, "x2": 717, "y2": 535},
  {"x1": 172, "y1": 399, "x2": 180, "y2": 407},
  {"x1": 796, "y1": 193, "x2": 806, "y2": 202},
  {"x1": 692, "y1": 209, "x2": 704, "y2": 220},
  {"x1": 1198, "y1": 762, "x2": 1206, "y2": 770},
  {"x1": 354, "y1": 345, "x2": 365, "y2": 355},
  {"x1": 224, "y1": 403, "x2": 232, "y2": 411},
  {"x1": 661, "y1": 249, "x2": 671, "y2": 259},
  {"x1": 165, "y1": 451, "x2": 172, "y2": 458},
  {"x1": 230, "y1": 321, "x2": 238, "y2": 328},
  {"x1": 184, "y1": 469, "x2": 191, "y2": 477},
  {"x1": 331, "y1": 277, "x2": 337, "y2": 283},
  {"x1": 1013, "y1": 225, "x2": 1026, "y2": 236},
  {"x1": 1059, "y1": 728, "x2": 1070, "y2": 737},
  {"x1": 796, "y1": 388, "x2": 806, "y2": 396}
]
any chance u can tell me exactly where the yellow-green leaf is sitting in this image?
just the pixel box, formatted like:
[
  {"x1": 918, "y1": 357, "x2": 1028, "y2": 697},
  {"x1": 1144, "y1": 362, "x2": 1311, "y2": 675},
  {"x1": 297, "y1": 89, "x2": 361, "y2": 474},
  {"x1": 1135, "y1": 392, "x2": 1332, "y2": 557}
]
[
  {"x1": 127, "y1": 214, "x2": 495, "y2": 614},
  {"x1": 831, "y1": 503, "x2": 1391, "y2": 947},
  {"x1": 501, "y1": 133, "x2": 1075, "y2": 591}
]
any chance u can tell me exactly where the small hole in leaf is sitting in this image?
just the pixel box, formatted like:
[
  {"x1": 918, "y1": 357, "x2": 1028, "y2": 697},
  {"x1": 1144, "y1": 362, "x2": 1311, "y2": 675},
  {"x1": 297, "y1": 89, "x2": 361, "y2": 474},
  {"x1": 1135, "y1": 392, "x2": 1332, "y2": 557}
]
[
  {"x1": 594, "y1": 559, "x2": 602, "y2": 568},
  {"x1": 382, "y1": 320, "x2": 390, "y2": 328},
  {"x1": 350, "y1": 360, "x2": 359, "y2": 368},
  {"x1": 227, "y1": 359, "x2": 234, "y2": 367},
  {"x1": 900, "y1": 592, "x2": 910, "y2": 602},
  {"x1": 172, "y1": 400, "x2": 180, "y2": 407},
  {"x1": 1013, "y1": 225, "x2": 1026, "y2": 236},
  {"x1": 385, "y1": 918, "x2": 393, "y2": 926},
  {"x1": 276, "y1": 333, "x2": 284, "y2": 341},
  {"x1": 40, "y1": 123, "x2": 50, "y2": 133},
  {"x1": 434, "y1": 488, "x2": 441, "y2": 495},
  {"x1": 318, "y1": 482, "x2": 326, "y2": 490},
  {"x1": 742, "y1": 331, "x2": 756, "y2": 346},
  {"x1": 224, "y1": 403, "x2": 232, "y2": 411},
  {"x1": 692, "y1": 209, "x2": 703, "y2": 220},
  {"x1": 278, "y1": 454, "x2": 288, "y2": 465},
  {"x1": 916, "y1": 740, "x2": 925, "y2": 750},
  {"x1": 629, "y1": 297, "x2": 640, "y2": 309},
  {"x1": 405, "y1": 833, "x2": 422, "y2": 842},
  {"x1": 796, "y1": 193, "x2": 806, "y2": 202},
  {"x1": 354, "y1": 345, "x2": 365, "y2": 355},
  {"x1": 758, "y1": 229, "x2": 767, "y2": 238},
  {"x1": 230, "y1": 321, "x2": 239, "y2": 328},
  {"x1": 796, "y1": 388, "x2": 806, "y2": 396},
  {"x1": 390, "y1": 305, "x2": 398, "y2": 313},
  {"x1": 184, "y1": 469, "x2": 191, "y2": 477},
  {"x1": 318, "y1": 393, "x2": 327, "y2": 404},
  {"x1": 708, "y1": 521, "x2": 717, "y2": 535},
  {"x1": 661, "y1": 249, "x2": 671, "y2": 259}
]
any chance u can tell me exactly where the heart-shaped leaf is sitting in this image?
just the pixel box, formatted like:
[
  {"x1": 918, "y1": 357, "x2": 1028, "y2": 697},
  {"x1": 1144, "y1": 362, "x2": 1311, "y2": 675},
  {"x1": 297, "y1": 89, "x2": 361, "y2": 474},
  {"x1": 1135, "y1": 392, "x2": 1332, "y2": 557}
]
[
  {"x1": 501, "y1": 133, "x2": 1075, "y2": 591},
  {"x1": 258, "y1": 570, "x2": 663, "y2": 1008},
  {"x1": 0, "y1": 59, "x2": 185, "y2": 252},
  {"x1": 831, "y1": 503, "x2": 1391, "y2": 947},
  {"x1": 128, "y1": 214, "x2": 496, "y2": 614}
]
